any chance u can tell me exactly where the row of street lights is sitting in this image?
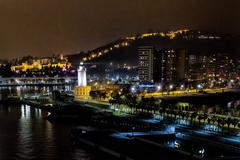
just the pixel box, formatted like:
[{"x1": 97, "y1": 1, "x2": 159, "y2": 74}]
[{"x1": 131, "y1": 83, "x2": 205, "y2": 94}]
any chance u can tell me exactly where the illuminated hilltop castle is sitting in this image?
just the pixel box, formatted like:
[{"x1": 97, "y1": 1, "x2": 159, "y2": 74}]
[
  {"x1": 74, "y1": 62, "x2": 91, "y2": 99},
  {"x1": 11, "y1": 54, "x2": 71, "y2": 73}
]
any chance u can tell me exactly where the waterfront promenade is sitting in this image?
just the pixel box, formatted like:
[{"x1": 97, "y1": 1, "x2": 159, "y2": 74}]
[{"x1": 2, "y1": 88, "x2": 240, "y2": 159}]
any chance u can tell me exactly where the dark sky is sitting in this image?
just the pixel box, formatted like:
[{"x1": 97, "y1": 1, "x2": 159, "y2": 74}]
[{"x1": 0, "y1": 0, "x2": 239, "y2": 59}]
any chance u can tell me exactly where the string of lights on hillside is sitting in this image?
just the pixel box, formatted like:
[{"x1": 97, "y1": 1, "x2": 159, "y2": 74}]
[{"x1": 81, "y1": 29, "x2": 220, "y2": 62}]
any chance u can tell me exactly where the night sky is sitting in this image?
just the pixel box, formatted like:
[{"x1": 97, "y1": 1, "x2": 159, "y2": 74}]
[{"x1": 0, "y1": 0, "x2": 239, "y2": 59}]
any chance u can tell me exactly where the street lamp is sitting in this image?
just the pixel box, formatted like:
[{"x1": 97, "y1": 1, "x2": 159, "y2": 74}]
[
  {"x1": 132, "y1": 126, "x2": 135, "y2": 137},
  {"x1": 131, "y1": 87, "x2": 135, "y2": 93},
  {"x1": 180, "y1": 84, "x2": 185, "y2": 90},
  {"x1": 197, "y1": 84, "x2": 203, "y2": 93},
  {"x1": 169, "y1": 85, "x2": 173, "y2": 95},
  {"x1": 197, "y1": 84, "x2": 202, "y2": 89},
  {"x1": 157, "y1": 85, "x2": 162, "y2": 91}
]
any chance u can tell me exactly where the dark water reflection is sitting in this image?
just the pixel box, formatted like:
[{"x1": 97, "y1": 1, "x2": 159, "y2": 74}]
[
  {"x1": 0, "y1": 104, "x2": 96, "y2": 160},
  {"x1": 0, "y1": 85, "x2": 73, "y2": 97}
]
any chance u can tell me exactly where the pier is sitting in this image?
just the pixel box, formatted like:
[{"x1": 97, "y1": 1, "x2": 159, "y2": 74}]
[{"x1": 0, "y1": 77, "x2": 77, "y2": 87}]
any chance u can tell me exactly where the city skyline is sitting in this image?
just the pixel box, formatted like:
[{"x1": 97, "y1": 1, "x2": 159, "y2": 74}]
[
  {"x1": 1, "y1": 1, "x2": 240, "y2": 160},
  {"x1": 0, "y1": 0, "x2": 239, "y2": 59}
]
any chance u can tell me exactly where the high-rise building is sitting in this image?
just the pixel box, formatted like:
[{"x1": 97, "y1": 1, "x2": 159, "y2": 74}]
[
  {"x1": 206, "y1": 53, "x2": 236, "y2": 81},
  {"x1": 138, "y1": 47, "x2": 189, "y2": 83},
  {"x1": 188, "y1": 53, "x2": 236, "y2": 81},
  {"x1": 188, "y1": 55, "x2": 208, "y2": 81},
  {"x1": 138, "y1": 46, "x2": 238, "y2": 84},
  {"x1": 237, "y1": 60, "x2": 240, "y2": 80},
  {"x1": 175, "y1": 49, "x2": 188, "y2": 81},
  {"x1": 138, "y1": 46, "x2": 154, "y2": 82},
  {"x1": 153, "y1": 49, "x2": 176, "y2": 83}
]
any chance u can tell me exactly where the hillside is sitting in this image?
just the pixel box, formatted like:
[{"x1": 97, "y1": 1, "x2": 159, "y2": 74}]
[{"x1": 67, "y1": 30, "x2": 239, "y2": 66}]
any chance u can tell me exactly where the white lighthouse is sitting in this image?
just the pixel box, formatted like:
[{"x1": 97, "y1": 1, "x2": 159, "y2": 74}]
[
  {"x1": 78, "y1": 62, "x2": 87, "y2": 86},
  {"x1": 74, "y1": 62, "x2": 91, "y2": 99}
]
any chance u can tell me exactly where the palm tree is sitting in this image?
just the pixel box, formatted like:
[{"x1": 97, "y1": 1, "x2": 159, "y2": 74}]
[
  {"x1": 217, "y1": 118, "x2": 222, "y2": 132},
  {"x1": 237, "y1": 122, "x2": 240, "y2": 130},
  {"x1": 184, "y1": 112, "x2": 190, "y2": 126},
  {"x1": 166, "y1": 110, "x2": 171, "y2": 117},
  {"x1": 185, "y1": 112, "x2": 190, "y2": 121},
  {"x1": 232, "y1": 119, "x2": 239, "y2": 129},
  {"x1": 221, "y1": 119, "x2": 226, "y2": 134},
  {"x1": 211, "y1": 116, "x2": 217, "y2": 125},
  {"x1": 225, "y1": 117, "x2": 232, "y2": 132},
  {"x1": 154, "y1": 99, "x2": 161, "y2": 114},
  {"x1": 149, "y1": 99, "x2": 157, "y2": 114},
  {"x1": 99, "y1": 91, "x2": 107, "y2": 100},
  {"x1": 180, "y1": 111, "x2": 185, "y2": 119},
  {"x1": 190, "y1": 112, "x2": 197, "y2": 126},
  {"x1": 197, "y1": 115, "x2": 202, "y2": 126},
  {"x1": 183, "y1": 112, "x2": 189, "y2": 125},
  {"x1": 173, "y1": 110, "x2": 179, "y2": 121},
  {"x1": 217, "y1": 118, "x2": 226, "y2": 133},
  {"x1": 207, "y1": 118, "x2": 211, "y2": 125},
  {"x1": 135, "y1": 96, "x2": 142, "y2": 113},
  {"x1": 159, "y1": 108, "x2": 166, "y2": 117},
  {"x1": 203, "y1": 114, "x2": 208, "y2": 123},
  {"x1": 129, "y1": 95, "x2": 138, "y2": 114}
]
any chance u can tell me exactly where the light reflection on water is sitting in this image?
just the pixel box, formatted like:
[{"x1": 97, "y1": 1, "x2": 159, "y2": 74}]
[
  {"x1": 20, "y1": 105, "x2": 31, "y2": 119},
  {"x1": 0, "y1": 85, "x2": 73, "y2": 97},
  {"x1": 0, "y1": 104, "x2": 96, "y2": 160},
  {"x1": 17, "y1": 105, "x2": 34, "y2": 159}
]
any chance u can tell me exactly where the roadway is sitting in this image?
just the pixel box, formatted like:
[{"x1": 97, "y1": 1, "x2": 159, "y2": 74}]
[{"x1": 143, "y1": 88, "x2": 240, "y2": 105}]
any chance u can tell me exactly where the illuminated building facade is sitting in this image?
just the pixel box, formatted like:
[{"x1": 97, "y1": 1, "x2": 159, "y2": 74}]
[
  {"x1": 138, "y1": 46, "x2": 154, "y2": 82},
  {"x1": 138, "y1": 45, "x2": 238, "y2": 84},
  {"x1": 145, "y1": 48, "x2": 188, "y2": 84},
  {"x1": 188, "y1": 55, "x2": 208, "y2": 81},
  {"x1": 153, "y1": 49, "x2": 176, "y2": 83},
  {"x1": 175, "y1": 49, "x2": 189, "y2": 81},
  {"x1": 206, "y1": 53, "x2": 236, "y2": 81},
  {"x1": 188, "y1": 53, "x2": 236, "y2": 81},
  {"x1": 11, "y1": 54, "x2": 71, "y2": 73},
  {"x1": 138, "y1": 47, "x2": 189, "y2": 84}
]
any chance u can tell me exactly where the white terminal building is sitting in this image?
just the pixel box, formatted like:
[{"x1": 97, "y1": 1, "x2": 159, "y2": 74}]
[{"x1": 74, "y1": 62, "x2": 91, "y2": 99}]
